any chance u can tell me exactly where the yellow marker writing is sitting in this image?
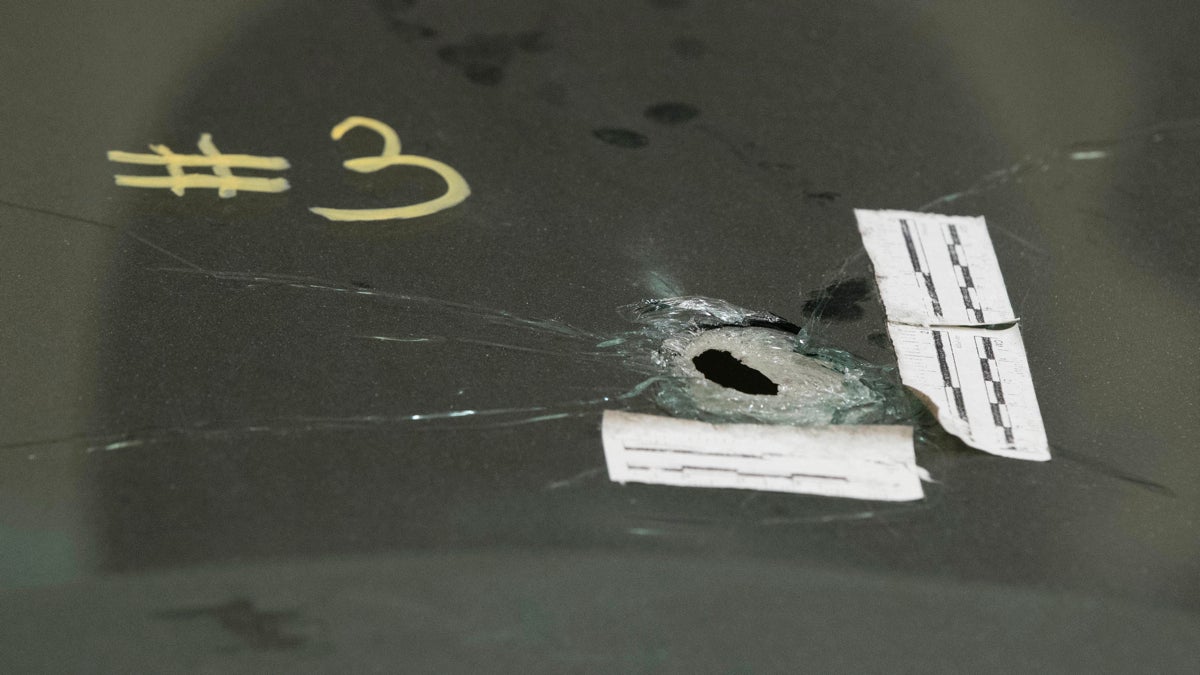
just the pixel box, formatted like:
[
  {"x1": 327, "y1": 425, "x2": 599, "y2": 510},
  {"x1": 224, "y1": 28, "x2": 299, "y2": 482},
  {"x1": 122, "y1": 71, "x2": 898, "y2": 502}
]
[
  {"x1": 309, "y1": 116, "x2": 470, "y2": 221},
  {"x1": 107, "y1": 135, "x2": 290, "y2": 197}
]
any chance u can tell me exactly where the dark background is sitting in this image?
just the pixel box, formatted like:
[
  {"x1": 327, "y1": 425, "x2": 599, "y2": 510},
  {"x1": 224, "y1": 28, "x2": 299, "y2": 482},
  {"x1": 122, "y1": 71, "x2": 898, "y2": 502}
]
[{"x1": 1, "y1": 1, "x2": 1197, "y2": 671}]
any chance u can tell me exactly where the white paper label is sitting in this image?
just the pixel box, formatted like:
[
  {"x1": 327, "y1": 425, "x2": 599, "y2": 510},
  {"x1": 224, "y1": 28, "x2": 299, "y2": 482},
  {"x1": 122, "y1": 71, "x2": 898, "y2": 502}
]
[
  {"x1": 855, "y1": 209, "x2": 1050, "y2": 461},
  {"x1": 888, "y1": 323, "x2": 1049, "y2": 460},
  {"x1": 602, "y1": 411, "x2": 926, "y2": 501},
  {"x1": 855, "y1": 209, "x2": 1015, "y2": 326}
]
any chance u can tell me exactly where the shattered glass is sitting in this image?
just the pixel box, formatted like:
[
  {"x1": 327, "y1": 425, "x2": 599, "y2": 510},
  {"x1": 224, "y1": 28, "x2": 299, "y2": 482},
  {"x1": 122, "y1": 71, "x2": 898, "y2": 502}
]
[{"x1": 604, "y1": 296, "x2": 924, "y2": 427}]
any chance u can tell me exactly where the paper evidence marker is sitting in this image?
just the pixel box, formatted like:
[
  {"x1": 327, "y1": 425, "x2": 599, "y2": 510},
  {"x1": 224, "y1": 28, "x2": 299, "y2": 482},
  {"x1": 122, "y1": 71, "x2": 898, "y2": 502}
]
[
  {"x1": 855, "y1": 209, "x2": 1049, "y2": 461},
  {"x1": 602, "y1": 411, "x2": 926, "y2": 501}
]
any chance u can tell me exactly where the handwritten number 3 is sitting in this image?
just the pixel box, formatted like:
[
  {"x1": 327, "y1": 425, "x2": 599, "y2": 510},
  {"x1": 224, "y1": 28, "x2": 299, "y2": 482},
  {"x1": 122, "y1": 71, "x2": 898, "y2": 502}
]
[{"x1": 309, "y1": 116, "x2": 471, "y2": 222}]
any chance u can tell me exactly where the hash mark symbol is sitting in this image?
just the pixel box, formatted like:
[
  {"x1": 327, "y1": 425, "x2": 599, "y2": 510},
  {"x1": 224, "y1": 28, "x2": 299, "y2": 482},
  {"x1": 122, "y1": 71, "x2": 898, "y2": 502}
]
[{"x1": 107, "y1": 134, "x2": 290, "y2": 198}]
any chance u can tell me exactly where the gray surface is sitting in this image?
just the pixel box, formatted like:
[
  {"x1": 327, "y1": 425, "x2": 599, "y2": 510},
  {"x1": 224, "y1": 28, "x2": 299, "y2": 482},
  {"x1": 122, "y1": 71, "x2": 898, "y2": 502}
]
[
  {"x1": 1, "y1": 0, "x2": 1198, "y2": 671},
  {"x1": 3, "y1": 552, "x2": 1198, "y2": 673}
]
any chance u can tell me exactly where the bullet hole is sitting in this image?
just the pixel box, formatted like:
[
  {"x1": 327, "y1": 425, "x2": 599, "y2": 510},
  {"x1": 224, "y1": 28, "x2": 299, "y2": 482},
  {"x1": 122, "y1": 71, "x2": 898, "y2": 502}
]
[
  {"x1": 691, "y1": 349, "x2": 779, "y2": 395},
  {"x1": 625, "y1": 300, "x2": 913, "y2": 426}
]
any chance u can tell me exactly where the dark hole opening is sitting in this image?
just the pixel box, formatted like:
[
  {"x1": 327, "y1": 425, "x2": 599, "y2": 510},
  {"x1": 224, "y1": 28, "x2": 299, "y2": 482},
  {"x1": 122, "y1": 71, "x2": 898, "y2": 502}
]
[{"x1": 691, "y1": 350, "x2": 779, "y2": 395}]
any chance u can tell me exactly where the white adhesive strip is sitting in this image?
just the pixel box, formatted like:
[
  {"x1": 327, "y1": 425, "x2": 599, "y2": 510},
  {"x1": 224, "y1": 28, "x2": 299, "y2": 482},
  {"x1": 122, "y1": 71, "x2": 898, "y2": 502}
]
[
  {"x1": 855, "y1": 209, "x2": 1050, "y2": 461},
  {"x1": 601, "y1": 411, "x2": 926, "y2": 501}
]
